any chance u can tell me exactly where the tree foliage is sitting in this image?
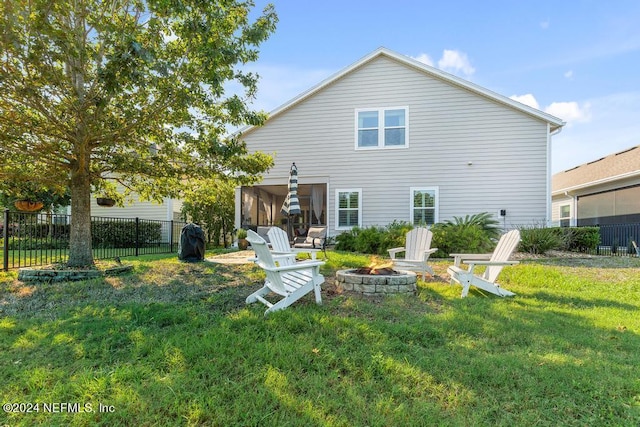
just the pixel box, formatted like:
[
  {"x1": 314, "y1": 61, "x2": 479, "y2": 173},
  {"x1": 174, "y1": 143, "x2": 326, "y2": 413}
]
[
  {"x1": 440, "y1": 212, "x2": 501, "y2": 240},
  {"x1": 0, "y1": 0, "x2": 277, "y2": 266},
  {"x1": 180, "y1": 178, "x2": 236, "y2": 247}
]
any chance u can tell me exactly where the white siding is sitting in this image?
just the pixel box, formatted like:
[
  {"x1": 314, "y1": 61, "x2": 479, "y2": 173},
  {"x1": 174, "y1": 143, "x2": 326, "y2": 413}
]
[
  {"x1": 90, "y1": 196, "x2": 171, "y2": 221},
  {"x1": 242, "y1": 56, "x2": 553, "y2": 236},
  {"x1": 551, "y1": 195, "x2": 573, "y2": 226},
  {"x1": 90, "y1": 183, "x2": 178, "y2": 222}
]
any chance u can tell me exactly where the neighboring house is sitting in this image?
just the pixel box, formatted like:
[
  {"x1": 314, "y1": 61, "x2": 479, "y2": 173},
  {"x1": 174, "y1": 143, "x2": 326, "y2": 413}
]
[
  {"x1": 70, "y1": 192, "x2": 182, "y2": 242},
  {"x1": 60, "y1": 182, "x2": 183, "y2": 222},
  {"x1": 235, "y1": 47, "x2": 565, "y2": 237},
  {"x1": 59, "y1": 187, "x2": 183, "y2": 243},
  {"x1": 552, "y1": 144, "x2": 640, "y2": 227},
  {"x1": 87, "y1": 195, "x2": 183, "y2": 222}
]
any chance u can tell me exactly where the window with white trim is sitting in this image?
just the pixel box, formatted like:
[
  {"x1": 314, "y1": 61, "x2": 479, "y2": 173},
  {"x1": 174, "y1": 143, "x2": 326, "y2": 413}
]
[
  {"x1": 410, "y1": 187, "x2": 438, "y2": 226},
  {"x1": 560, "y1": 204, "x2": 570, "y2": 227},
  {"x1": 356, "y1": 107, "x2": 407, "y2": 149},
  {"x1": 336, "y1": 189, "x2": 362, "y2": 229}
]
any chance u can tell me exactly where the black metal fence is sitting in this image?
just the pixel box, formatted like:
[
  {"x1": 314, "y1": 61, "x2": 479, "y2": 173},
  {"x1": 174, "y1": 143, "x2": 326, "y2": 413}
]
[
  {"x1": 585, "y1": 223, "x2": 640, "y2": 257},
  {"x1": 2, "y1": 209, "x2": 187, "y2": 270}
]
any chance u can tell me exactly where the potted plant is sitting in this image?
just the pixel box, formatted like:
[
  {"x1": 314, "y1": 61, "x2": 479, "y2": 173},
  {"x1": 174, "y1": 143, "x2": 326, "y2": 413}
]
[
  {"x1": 96, "y1": 197, "x2": 116, "y2": 207},
  {"x1": 1, "y1": 178, "x2": 71, "y2": 213},
  {"x1": 237, "y1": 228, "x2": 249, "y2": 250},
  {"x1": 14, "y1": 200, "x2": 44, "y2": 212}
]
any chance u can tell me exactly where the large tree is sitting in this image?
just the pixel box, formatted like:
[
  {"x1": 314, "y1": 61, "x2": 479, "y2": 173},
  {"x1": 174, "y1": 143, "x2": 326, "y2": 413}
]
[{"x1": 0, "y1": 0, "x2": 276, "y2": 266}]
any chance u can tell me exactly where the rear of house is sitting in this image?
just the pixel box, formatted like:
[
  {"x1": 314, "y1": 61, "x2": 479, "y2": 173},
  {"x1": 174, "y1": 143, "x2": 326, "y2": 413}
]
[{"x1": 236, "y1": 48, "x2": 564, "y2": 238}]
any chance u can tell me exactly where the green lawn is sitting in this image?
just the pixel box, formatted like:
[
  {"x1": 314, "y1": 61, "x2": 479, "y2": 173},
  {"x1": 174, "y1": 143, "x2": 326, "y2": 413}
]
[{"x1": 1, "y1": 251, "x2": 639, "y2": 426}]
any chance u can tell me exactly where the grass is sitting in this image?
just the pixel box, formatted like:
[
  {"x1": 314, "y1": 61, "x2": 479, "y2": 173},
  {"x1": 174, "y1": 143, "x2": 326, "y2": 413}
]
[
  {"x1": 0, "y1": 245, "x2": 182, "y2": 270},
  {"x1": 0, "y1": 251, "x2": 639, "y2": 426}
]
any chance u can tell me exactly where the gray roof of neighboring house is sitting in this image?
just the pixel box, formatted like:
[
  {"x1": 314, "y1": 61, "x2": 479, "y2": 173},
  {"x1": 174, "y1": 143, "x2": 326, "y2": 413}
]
[{"x1": 552, "y1": 144, "x2": 640, "y2": 194}]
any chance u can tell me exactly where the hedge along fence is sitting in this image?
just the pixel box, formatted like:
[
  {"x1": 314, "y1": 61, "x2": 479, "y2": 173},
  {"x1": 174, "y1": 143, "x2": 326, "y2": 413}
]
[
  {"x1": 518, "y1": 226, "x2": 600, "y2": 254},
  {"x1": 9, "y1": 220, "x2": 163, "y2": 249},
  {"x1": 91, "y1": 219, "x2": 162, "y2": 248},
  {"x1": 2, "y1": 210, "x2": 186, "y2": 270}
]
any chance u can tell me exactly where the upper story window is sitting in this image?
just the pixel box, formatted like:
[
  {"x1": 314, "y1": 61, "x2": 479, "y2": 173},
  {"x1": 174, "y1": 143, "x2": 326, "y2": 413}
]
[{"x1": 356, "y1": 107, "x2": 408, "y2": 149}]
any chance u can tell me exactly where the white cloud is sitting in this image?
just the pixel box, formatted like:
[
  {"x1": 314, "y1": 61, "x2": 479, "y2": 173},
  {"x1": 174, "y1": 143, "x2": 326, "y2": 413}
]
[
  {"x1": 545, "y1": 101, "x2": 592, "y2": 124},
  {"x1": 510, "y1": 94, "x2": 540, "y2": 109},
  {"x1": 509, "y1": 94, "x2": 591, "y2": 125},
  {"x1": 412, "y1": 53, "x2": 434, "y2": 67},
  {"x1": 552, "y1": 92, "x2": 640, "y2": 172},
  {"x1": 564, "y1": 70, "x2": 573, "y2": 79},
  {"x1": 437, "y1": 50, "x2": 476, "y2": 78}
]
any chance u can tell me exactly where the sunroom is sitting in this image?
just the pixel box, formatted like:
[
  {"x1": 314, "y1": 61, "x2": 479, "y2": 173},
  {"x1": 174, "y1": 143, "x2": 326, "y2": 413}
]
[{"x1": 235, "y1": 182, "x2": 327, "y2": 239}]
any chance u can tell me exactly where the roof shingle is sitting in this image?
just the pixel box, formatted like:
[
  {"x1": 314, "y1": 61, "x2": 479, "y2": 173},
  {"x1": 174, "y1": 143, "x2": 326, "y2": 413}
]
[{"x1": 552, "y1": 144, "x2": 640, "y2": 192}]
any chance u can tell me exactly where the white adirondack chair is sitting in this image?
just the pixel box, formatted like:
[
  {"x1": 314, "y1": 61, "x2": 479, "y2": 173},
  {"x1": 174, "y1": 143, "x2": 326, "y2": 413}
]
[
  {"x1": 267, "y1": 227, "x2": 321, "y2": 262},
  {"x1": 447, "y1": 229, "x2": 521, "y2": 298},
  {"x1": 246, "y1": 230, "x2": 325, "y2": 315},
  {"x1": 388, "y1": 227, "x2": 438, "y2": 280}
]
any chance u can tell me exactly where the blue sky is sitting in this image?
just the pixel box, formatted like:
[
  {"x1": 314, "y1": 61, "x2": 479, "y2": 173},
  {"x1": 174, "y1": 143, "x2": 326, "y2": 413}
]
[{"x1": 244, "y1": 1, "x2": 640, "y2": 173}]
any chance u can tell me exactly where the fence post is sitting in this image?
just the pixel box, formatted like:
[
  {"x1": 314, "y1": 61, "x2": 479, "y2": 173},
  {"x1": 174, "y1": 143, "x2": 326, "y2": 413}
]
[
  {"x1": 3, "y1": 209, "x2": 9, "y2": 271},
  {"x1": 135, "y1": 217, "x2": 140, "y2": 257},
  {"x1": 169, "y1": 220, "x2": 174, "y2": 252}
]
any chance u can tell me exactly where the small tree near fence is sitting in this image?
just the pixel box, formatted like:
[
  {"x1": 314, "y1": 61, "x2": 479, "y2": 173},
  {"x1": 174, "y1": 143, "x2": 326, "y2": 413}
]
[{"x1": 181, "y1": 178, "x2": 236, "y2": 248}]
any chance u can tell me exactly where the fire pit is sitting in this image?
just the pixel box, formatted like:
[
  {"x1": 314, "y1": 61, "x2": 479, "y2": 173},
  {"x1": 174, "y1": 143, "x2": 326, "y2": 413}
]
[{"x1": 336, "y1": 263, "x2": 417, "y2": 295}]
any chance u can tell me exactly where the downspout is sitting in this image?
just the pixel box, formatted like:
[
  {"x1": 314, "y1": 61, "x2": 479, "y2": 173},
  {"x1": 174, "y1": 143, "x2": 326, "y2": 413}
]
[{"x1": 547, "y1": 124, "x2": 563, "y2": 226}]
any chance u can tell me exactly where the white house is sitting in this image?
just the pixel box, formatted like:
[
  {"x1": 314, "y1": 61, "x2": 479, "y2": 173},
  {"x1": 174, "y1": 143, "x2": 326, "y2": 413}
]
[
  {"x1": 552, "y1": 144, "x2": 640, "y2": 227},
  {"x1": 88, "y1": 194, "x2": 183, "y2": 222},
  {"x1": 59, "y1": 187, "x2": 183, "y2": 242},
  {"x1": 235, "y1": 47, "x2": 565, "y2": 238}
]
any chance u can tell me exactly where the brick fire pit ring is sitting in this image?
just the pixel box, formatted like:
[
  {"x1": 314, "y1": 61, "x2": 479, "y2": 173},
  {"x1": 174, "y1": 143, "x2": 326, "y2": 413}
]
[{"x1": 336, "y1": 269, "x2": 417, "y2": 295}]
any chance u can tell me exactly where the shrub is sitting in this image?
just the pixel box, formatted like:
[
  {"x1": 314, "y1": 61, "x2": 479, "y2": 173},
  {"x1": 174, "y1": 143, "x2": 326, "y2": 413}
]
[
  {"x1": 92, "y1": 220, "x2": 162, "y2": 248},
  {"x1": 441, "y1": 212, "x2": 501, "y2": 241},
  {"x1": 539, "y1": 227, "x2": 600, "y2": 253},
  {"x1": 334, "y1": 227, "x2": 358, "y2": 252},
  {"x1": 431, "y1": 223, "x2": 491, "y2": 258},
  {"x1": 21, "y1": 223, "x2": 70, "y2": 239},
  {"x1": 564, "y1": 227, "x2": 599, "y2": 251},
  {"x1": 2, "y1": 220, "x2": 163, "y2": 251},
  {"x1": 5, "y1": 237, "x2": 69, "y2": 250},
  {"x1": 382, "y1": 220, "x2": 414, "y2": 251},
  {"x1": 335, "y1": 226, "x2": 388, "y2": 255},
  {"x1": 518, "y1": 226, "x2": 563, "y2": 254},
  {"x1": 430, "y1": 213, "x2": 500, "y2": 257},
  {"x1": 334, "y1": 221, "x2": 414, "y2": 255},
  {"x1": 353, "y1": 226, "x2": 386, "y2": 254}
]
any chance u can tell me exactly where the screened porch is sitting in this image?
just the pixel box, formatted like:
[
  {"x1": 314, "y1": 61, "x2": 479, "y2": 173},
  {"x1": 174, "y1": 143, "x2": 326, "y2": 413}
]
[{"x1": 239, "y1": 183, "x2": 327, "y2": 237}]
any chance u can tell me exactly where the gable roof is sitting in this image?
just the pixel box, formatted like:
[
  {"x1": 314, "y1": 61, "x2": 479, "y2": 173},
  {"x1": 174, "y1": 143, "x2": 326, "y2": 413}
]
[
  {"x1": 552, "y1": 144, "x2": 640, "y2": 194},
  {"x1": 240, "y1": 47, "x2": 565, "y2": 135}
]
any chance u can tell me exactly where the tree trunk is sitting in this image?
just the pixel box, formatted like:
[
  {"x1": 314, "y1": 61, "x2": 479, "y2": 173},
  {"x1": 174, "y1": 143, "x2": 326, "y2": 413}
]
[
  {"x1": 68, "y1": 166, "x2": 94, "y2": 267},
  {"x1": 66, "y1": 18, "x2": 94, "y2": 268}
]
